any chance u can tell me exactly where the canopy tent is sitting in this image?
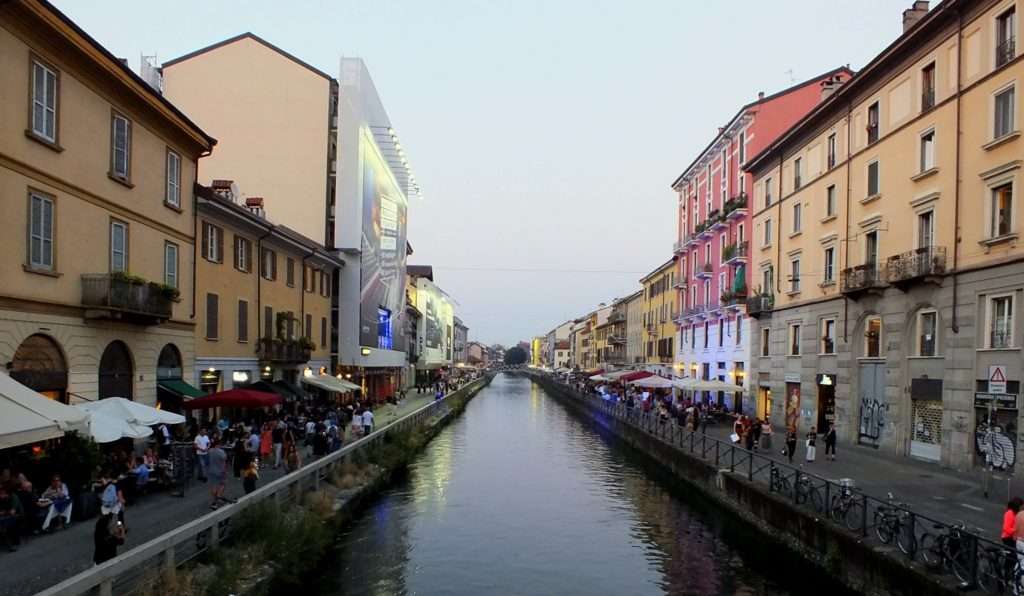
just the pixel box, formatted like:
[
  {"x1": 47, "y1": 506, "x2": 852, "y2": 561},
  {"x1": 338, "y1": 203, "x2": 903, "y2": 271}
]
[
  {"x1": 302, "y1": 375, "x2": 360, "y2": 393},
  {"x1": 672, "y1": 377, "x2": 699, "y2": 390},
  {"x1": 618, "y1": 371, "x2": 654, "y2": 383},
  {"x1": 182, "y1": 389, "x2": 281, "y2": 410},
  {"x1": 0, "y1": 372, "x2": 88, "y2": 449},
  {"x1": 581, "y1": 369, "x2": 604, "y2": 377},
  {"x1": 74, "y1": 407, "x2": 153, "y2": 443},
  {"x1": 77, "y1": 397, "x2": 185, "y2": 427},
  {"x1": 627, "y1": 375, "x2": 675, "y2": 389},
  {"x1": 248, "y1": 380, "x2": 305, "y2": 402},
  {"x1": 688, "y1": 379, "x2": 746, "y2": 392},
  {"x1": 157, "y1": 379, "x2": 206, "y2": 400},
  {"x1": 588, "y1": 374, "x2": 609, "y2": 382}
]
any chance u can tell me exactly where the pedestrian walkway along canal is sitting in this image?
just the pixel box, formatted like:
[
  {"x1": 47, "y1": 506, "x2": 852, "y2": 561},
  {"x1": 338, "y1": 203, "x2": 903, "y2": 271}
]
[{"x1": 321, "y1": 374, "x2": 850, "y2": 595}]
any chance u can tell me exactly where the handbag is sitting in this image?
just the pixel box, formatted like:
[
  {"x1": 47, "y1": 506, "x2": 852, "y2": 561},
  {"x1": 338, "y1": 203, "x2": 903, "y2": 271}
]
[{"x1": 730, "y1": 432, "x2": 740, "y2": 443}]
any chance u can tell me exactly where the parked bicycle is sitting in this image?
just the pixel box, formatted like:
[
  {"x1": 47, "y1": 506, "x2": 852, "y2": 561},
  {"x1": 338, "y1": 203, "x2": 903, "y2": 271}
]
[
  {"x1": 829, "y1": 478, "x2": 863, "y2": 531},
  {"x1": 919, "y1": 520, "x2": 972, "y2": 583},
  {"x1": 770, "y1": 466, "x2": 792, "y2": 497},
  {"x1": 795, "y1": 473, "x2": 825, "y2": 513},
  {"x1": 873, "y1": 492, "x2": 916, "y2": 556},
  {"x1": 977, "y1": 542, "x2": 1022, "y2": 594}
]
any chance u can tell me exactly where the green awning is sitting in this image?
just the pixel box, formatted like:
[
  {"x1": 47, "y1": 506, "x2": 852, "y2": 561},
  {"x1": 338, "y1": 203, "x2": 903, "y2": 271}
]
[{"x1": 158, "y1": 379, "x2": 206, "y2": 399}]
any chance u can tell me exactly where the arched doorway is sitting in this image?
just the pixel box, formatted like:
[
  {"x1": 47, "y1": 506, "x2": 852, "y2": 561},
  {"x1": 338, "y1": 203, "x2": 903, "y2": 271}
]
[
  {"x1": 98, "y1": 340, "x2": 133, "y2": 400},
  {"x1": 156, "y1": 344, "x2": 182, "y2": 381},
  {"x1": 11, "y1": 334, "x2": 68, "y2": 402}
]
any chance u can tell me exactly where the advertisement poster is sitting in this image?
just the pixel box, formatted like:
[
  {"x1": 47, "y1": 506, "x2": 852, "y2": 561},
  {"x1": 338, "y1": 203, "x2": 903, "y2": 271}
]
[
  {"x1": 359, "y1": 131, "x2": 408, "y2": 351},
  {"x1": 417, "y1": 278, "x2": 454, "y2": 366}
]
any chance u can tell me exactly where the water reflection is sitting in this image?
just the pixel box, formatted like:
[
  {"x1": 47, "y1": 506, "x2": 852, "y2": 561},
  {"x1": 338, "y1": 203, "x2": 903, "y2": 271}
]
[{"x1": 328, "y1": 375, "x2": 813, "y2": 595}]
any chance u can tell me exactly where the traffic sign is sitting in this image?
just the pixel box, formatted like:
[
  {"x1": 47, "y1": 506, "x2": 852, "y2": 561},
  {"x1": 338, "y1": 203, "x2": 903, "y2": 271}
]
[{"x1": 989, "y1": 365, "x2": 1008, "y2": 394}]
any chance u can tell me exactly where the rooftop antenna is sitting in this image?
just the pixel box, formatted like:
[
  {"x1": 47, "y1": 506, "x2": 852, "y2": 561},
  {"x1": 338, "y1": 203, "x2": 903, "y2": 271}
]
[{"x1": 784, "y1": 69, "x2": 796, "y2": 83}]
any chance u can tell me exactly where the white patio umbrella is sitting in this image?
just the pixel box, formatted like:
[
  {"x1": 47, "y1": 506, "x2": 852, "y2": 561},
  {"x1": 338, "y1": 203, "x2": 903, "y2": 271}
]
[
  {"x1": 672, "y1": 377, "x2": 699, "y2": 390},
  {"x1": 77, "y1": 397, "x2": 185, "y2": 427},
  {"x1": 74, "y1": 406, "x2": 153, "y2": 443},
  {"x1": 589, "y1": 374, "x2": 609, "y2": 381},
  {"x1": 627, "y1": 376, "x2": 675, "y2": 389},
  {"x1": 689, "y1": 379, "x2": 745, "y2": 392}
]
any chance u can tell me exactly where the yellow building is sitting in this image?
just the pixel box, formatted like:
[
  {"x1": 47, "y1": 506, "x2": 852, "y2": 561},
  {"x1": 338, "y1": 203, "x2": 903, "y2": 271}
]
[
  {"x1": 747, "y1": 0, "x2": 1023, "y2": 469},
  {"x1": 192, "y1": 182, "x2": 339, "y2": 397},
  {"x1": 531, "y1": 337, "x2": 543, "y2": 367},
  {"x1": 0, "y1": 0, "x2": 214, "y2": 406},
  {"x1": 640, "y1": 258, "x2": 678, "y2": 373}
]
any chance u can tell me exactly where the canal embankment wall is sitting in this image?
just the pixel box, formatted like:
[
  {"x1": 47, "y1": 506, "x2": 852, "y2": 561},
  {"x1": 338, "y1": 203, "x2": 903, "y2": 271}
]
[{"x1": 526, "y1": 372, "x2": 959, "y2": 596}]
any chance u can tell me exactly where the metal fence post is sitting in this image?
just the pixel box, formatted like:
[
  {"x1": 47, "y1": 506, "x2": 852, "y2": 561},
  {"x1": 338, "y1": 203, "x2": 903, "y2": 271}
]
[
  {"x1": 825, "y1": 482, "x2": 831, "y2": 521},
  {"x1": 730, "y1": 445, "x2": 736, "y2": 473},
  {"x1": 715, "y1": 441, "x2": 720, "y2": 467},
  {"x1": 769, "y1": 461, "x2": 775, "y2": 493},
  {"x1": 748, "y1": 452, "x2": 753, "y2": 481},
  {"x1": 861, "y1": 493, "x2": 869, "y2": 538}
]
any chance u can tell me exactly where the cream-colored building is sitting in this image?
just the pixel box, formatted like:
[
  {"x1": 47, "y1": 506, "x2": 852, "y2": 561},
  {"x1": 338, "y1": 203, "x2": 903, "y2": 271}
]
[
  {"x1": 192, "y1": 182, "x2": 339, "y2": 399},
  {"x1": 748, "y1": 0, "x2": 1024, "y2": 470},
  {"x1": 0, "y1": 0, "x2": 214, "y2": 407}
]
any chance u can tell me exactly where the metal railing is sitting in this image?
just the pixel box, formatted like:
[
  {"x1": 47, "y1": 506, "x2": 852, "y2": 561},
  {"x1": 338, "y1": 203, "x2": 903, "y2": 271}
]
[
  {"x1": 255, "y1": 337, "x2": 312, "y2": 363},
  {"x1": 746, "y1": 295, "x2": 773, "y2": 317},
  {"x1": 37, "y1": 376, "x2": 491, "y2": 596},
  {"x1": 997, "y1": 37, "x2": 1016, "y2": 68},
  {"x1": 543, "y1": 376, "x2": 1011, "y2": 593},
  {"x1": 81, "y1": 274, "x2": 173, "y2": 322},
  {"x1": 841, "y1": 263, "x2": 885, "y2": 295},
  {"x1": 886, "y1": 246, "x2": 946, "y2": 284}
]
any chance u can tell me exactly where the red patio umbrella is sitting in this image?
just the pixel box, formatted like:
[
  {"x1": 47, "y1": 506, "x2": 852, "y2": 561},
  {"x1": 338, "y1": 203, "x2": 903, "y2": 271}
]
[
  {"x1": 182, "y1": 388, "x2": 281, "y2": 410},
  {"x1": 618, "y1": 371, "x2": 654, "y2": 382}
]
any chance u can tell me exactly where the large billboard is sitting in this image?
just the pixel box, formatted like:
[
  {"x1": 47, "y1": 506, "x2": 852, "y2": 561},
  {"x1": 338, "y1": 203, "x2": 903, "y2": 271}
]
[
  {"x1": 417, "y1": 278, "x2": 454, "y2": 367},
  {"x1": 359, "y1": 130, "x2": 408, "y2": 352}
]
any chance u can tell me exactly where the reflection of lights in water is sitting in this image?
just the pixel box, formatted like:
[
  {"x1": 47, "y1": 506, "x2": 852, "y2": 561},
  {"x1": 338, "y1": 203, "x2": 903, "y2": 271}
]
[{"x1": 410, "y1": 430, "x2": 455, "y2": 508}]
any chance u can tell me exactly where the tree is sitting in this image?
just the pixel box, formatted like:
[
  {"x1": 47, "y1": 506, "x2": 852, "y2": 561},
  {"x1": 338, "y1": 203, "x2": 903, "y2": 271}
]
[{"x1": 504, "y1": 346, "x2": 528, "y2": 366}]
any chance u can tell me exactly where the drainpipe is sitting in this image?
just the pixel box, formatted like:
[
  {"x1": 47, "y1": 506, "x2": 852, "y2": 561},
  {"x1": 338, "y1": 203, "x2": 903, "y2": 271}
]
[
  {"x1": 952, "y1": 8, "x2": 964, "y2": 334},
  {"x1": 843, "y1": 101, "x2": 853, "y2": 342},
  {"x1": 775, "y1": 154, "x2": 783, "y2": 296},
  {"x1": 255, "y1": 227, "x2": 273, "y2": 340},
  {"x1": 190, "y1": 149, "x2": 211, "y2": 320}
]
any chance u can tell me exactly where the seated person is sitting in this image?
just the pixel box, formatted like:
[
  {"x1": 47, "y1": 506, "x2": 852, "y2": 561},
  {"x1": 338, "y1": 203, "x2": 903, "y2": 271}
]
[
  {"x1": 133, "y1": 457, "x2": 150, "y2": 490},
  {"x1": 39, "y1": 474, "x2": 72, "y2": 531},
  {"x1": 142, "y1": 448, "x2": 157, "y2": 468},
  {"x1": 0, "y1": 484, "x2": 23, "y2": 551},
  {"x1": 13, "y1": 478, "x2": 42, "y2": 535}
]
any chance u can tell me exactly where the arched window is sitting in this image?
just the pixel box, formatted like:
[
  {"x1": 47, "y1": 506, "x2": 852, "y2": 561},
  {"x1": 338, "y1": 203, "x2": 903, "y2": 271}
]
[
  {"x1": 11, "y1": 334, "x2": 68, "y2": 402},
  {"x1": 98, "y1": 340, "x2": 134, "y2": 400},
  {"x1": 157, "y1": 344, "x2": 182, "y2": 380}
]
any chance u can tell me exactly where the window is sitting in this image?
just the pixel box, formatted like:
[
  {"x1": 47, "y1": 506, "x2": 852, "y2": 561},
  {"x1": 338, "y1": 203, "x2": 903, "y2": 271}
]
[
  {"x1": 991, "y1": 182, "x2": 1013, "y2": 238},
  {"x1": 827, "y1": 133, "x2": 837, "y2": 169},
  {"x1": 918, "y1": 210, "x2": 935, "y2": 248},
  {"x1": 823, "y1": 246, "x2": 835, "y2": 283},
  {"x1": 921, "y1": 63, "x2": 936, "y2": 111},
  {"x1": 738, "y1": 132, "x2": 746, "y2": 164},
  {"x1": 761, "y1": 328, "x2": 770, "y2": 356},
  {"x1": 736, "y1": 315, "x2": 743, "y2": 345},
  {"x1": 234, "y1": 236, "x2": 251, "y2": 272},
  {"x1": 110, "y1": 221, "x2": 127, "y2": 273},
  {"x1": 30, "y1": 58, "x2": 58, "y2": 143},
  {"x1": 997, "y1": 7, "x2": 1017, "y2": 67},
  {"x1": 704, "y1": 244, "x2": 711, "y2": 265},
  {"x1": 790, "y1": 258, "x2": 801, "y2": 293},
  {"x1": 164, "y1": 242, "x2": 178, "y2": 288},
  {"x1": 261, "y1": 248, "x2": 277, "y2": 281},
  {"x1": 995, "y1": 86, "x2": 1016, "y2": 139},
  {"x1": 286, "y1": 258, "x2": 295, "y2": 287},
  {"x1": 27, "y1": 191, "x2": 54, "y2": 271},
  {"x1": 825, "y1": 185, "x2": 836, "y2": 218},
  {"x1": 990, "y1": 295, "x2": 1014, "y2": 348},
  {"x1": 718, "y1": 272, "x2": 726, "y2": 301},
  {"x1": 703, "y1": 321, "x2": 709, "y2": 349},
  {"x1": 865, "y1": 316, "x2": 882, "y2": 357},
  {"x1": 201, "y1": 223, "x2": 222, "y2": 263},
  {"x1": 821, "y1": 319, "x2": 836, "y2": 354},
  {"x1": 918, "y1": 310, "x2": 937, "y2": 356},
  {"x1": 237, "y1": 300, "x2": 249, "y2": 343},
  {"x1": 321, "y1": 317, "x2": 327, "y2": 349},
  {"x1": 920, "y1": 130, "x2": 935, "y2": 172},
  {"x1": 792, "y1": 202, "x2": 802, "y2": 233},
  {"x1": 789, "y1": 323, "x2": 801, "y2": 356},
  {"x1": 110, "y1": 112, "x2": 131, "y2": 181},
  {"x1": 305, "y1": 314, "x2": 312, "y2": 339},
  {"x1": 867, "y1": 161, "x2": 880, "y2": 197},
  {"x1": 320, "y1": 271, "x2": 330, "y2": 297},
  {"x1": 206, "y1": 293, "x2": 219, "y2": 340},
  {"x1": 718, "y1": 319, "x2": 724, "y2": 347},
  {"x1": 761, "y1": 266, "x2": 773, "y2": 294},
  {"x1": 765, "y1": 177, "x2": 773, "y2": 207},
  {"x1": 763, "y1": 218, "x2": 773, "y2": 246},
  {"x1": 793, "y1": 157, "x2": 802, "y2": 190},
  {"x1": 263, "y1": 306, "x2": 273, "y2": 339},
  {"x1": 867, "y1": 102, "x2": 880, "y2": 144},
  {"x1": 865, "y1": 230, "x2": 879, "y2": 266},
  {"x1": 691, "y1": 324, "x2": 696, "y2": 348},
  {"x1": 703, "y1": 280, "x2": 711, "y2": 305},
  {"x1": 165, "y1": 150, "x2": 181, "y2": 208}
]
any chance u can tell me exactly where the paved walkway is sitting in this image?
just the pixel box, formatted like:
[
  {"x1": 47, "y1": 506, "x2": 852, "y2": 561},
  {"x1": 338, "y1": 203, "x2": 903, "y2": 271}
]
[{"x1": 0, "y1": 393, "x2": 441, "y2": 596}]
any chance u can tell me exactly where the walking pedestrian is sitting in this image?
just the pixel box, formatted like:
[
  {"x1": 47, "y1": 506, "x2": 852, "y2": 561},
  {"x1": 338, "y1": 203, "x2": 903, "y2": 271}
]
[
  {"x1": 785, "y1": 428, "x2": 797, "y2": 464},
  {"x1": 193, "y1": 428, "x2": 210, "y2": 482},
  {"x1": 259, "y1": 422, "x2": 272, "y2": 467},
  {"x1": 284, "y1": 440, "x2": 302, "y2": 473},
  {"x1": 362, "y1": 407, "x2": 374, "y2": 436},
  {"x1": 92, "y1": 512, "x2": 124, "y2": 565},
  {"x1": 824, "y1": 423, "x2": 837, "y2": 461},
  {"x1": 1003, "y1": 497, "x2": 1021, "y2": 550},
  {"x1": 805, "y1": 426, "x2": 817, "y2": 463},
  {"x1": 272, "y1": 419, "x2": 285, "y2": 469},
  {"x1": 207, "y1": 438, "x2": 229, "y2": 509},
  {"x1": 242, "y1": 458, "x2": 259, "y2": 495},
  {"x1": 752, "y1": 419, "x2": 762, "y2": 451}
]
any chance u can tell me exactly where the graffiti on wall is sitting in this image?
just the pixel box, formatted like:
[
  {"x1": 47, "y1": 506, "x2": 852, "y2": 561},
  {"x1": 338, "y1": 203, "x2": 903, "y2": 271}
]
[
  {"x1": 858, "y1": 397, "x2": 886, "y2": 444},
  {"x1": 976, "y1": 421, "x2": 1017, "y2": 470}
]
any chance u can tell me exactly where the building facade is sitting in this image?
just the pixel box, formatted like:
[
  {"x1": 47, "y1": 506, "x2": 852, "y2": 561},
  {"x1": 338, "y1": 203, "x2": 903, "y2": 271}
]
[
  {"x1": 748, "y1": 0, "x2": 1023, "y2": 470},
  {"x1": 641, "y1": 259, "x2": 678, "y2": 374},
  {"x1": 454, "y1": 317, "x2": 469, "y2": 365},
  {"x1": 672, "y1": 67, "x2": 852, "y2": 413},
  {"x1": 0, "y1": 0, "x2": 214, "y2": 407},
  {"x1": 192, "y1": 182, "x2": 338, "y2": 398},
  {"x1": 624, "y1": 290, "x2": 644, "y2": 364}
]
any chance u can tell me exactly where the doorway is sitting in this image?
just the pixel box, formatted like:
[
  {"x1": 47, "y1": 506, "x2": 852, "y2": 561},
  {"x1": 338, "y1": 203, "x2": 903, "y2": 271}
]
[
  {"x1": 98, "y1": 340, "x2": 133, "y2": 400},
  {"x1": 910, "y1": 378, "x2": 942, "y2": 462},
  {"x1": 816, "y1": 374, "x2": 836, "y2": 431}
]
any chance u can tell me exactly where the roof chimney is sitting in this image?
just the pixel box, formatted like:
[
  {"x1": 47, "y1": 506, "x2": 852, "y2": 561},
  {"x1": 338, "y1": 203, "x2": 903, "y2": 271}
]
[
  {"x1": 757, "y1": 91, "x2": 765, "y2": 100},
  {"x1": 245, "y1": 197, "x2": 266, "y2": 218},
  {"x1": 819, "y1": 74, "x2": 846, "y2": 102},
  {"x1": 902, "y1": 1, "x2": 929, "y2": 32},
  {"x1": 210, "y1": 179, "x2": 239, "y2": 204}
]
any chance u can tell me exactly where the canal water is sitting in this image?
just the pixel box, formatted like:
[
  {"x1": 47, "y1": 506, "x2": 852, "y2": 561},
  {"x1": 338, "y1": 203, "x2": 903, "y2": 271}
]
[{"x1": 323, "y1": 374, "x2": 839, "y2": 595}]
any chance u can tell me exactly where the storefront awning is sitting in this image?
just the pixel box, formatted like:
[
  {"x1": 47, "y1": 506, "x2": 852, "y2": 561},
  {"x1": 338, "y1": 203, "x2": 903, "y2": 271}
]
[
  {"x1": 0, "y1": 372, "x2": 88, "y2": 449},
  {"x1": 302, "y1": 375, "x2": 360, "y2": 393},
  {"x1": 157, "y1": 379, "x2": 206, "y2": 399}
]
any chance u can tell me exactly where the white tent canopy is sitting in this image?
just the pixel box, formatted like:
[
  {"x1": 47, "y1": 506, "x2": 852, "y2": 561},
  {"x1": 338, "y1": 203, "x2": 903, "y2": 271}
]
[
  {"x1": 302, "y1": 375, "x2": 360, "y2": 393},
  {"x1": 75, "y1": 406, "x2": 153, "y2": 443},
  {"x1": 77, "y1": 397, "x2": 184, "y2": 427},
  {"x1": 0, "y1": 372, "x2": 89, "y2": 449},
  {"x1": 627, "y1": 376, "x2": 675, "y2": 389},
  {"x1": 687, "y1": 379, "x2": 745, "y2": 392}
]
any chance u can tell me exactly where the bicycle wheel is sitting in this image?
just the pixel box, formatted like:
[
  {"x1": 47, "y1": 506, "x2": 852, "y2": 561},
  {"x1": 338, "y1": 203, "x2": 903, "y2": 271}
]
[
  {"x1": 875, "y1": 512, "x2": 894, "y2": 544},
  {"x1": 919, "y1": 533, "x2": 942, "y2": 569},
  {"x1": 844, "y1": 501, "x2": 864, "y2": 532},
  {"x1": 809, "y1": 487, "x2": 825, "y2": 513},
  {"x1": 896, "y1": 522, "x2": 917, "y2": 557},
  {"x1": 829, "y1": 495, "x2": 843, "y2": 521},
  {"x1": 949, "y1": 539, "x2": 973, "y2": 584},
  {"x1": 977, "y1": 552, "x2": 1006, "y2": 595}
]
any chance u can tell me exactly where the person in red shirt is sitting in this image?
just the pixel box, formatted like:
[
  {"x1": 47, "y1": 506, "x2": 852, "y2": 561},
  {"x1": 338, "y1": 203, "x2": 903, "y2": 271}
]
[{"x1": 1003, "y1": 497, "x2": 1021, "y2": 549}]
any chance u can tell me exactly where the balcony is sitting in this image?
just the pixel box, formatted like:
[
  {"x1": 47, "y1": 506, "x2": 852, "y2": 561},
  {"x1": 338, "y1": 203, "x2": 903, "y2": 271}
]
[
  {"x1": 708, "y1": 209, "x2": 727, "y2": 232},
  {"x1": 673, "y1": 239, "x2": 686, "y2": 255},
  {"x1": 682, "y1": 305, "x2": 708, "y2": 320},
  {"x1": 723, "y1": 193, "x2": 748, "y2": 220},
  {"x1": 841, "y1": 264, "x2": 886, "y2": 298},
  {"x1": 885, "y1": 246, "x2": 946, "y2": 290},
  {"x1": 256, "y1": 337, "x2": 312, "y2": 364},
  {"x1": 608, "y1": 335, "x2": 626, "y2": 345},
  {"x1": 721, "y1": 289, "x2": 748, "y2": 311},
  {"x1": 608, "y1": 311, "x2": 626, "y2": 324},
  {"x1": 673, "y1": 278, "x2": 687, "y2": 290},
  {"x1": 695, "y1": 220, "x2": 713, "y2": 239},
  {"x1": 722, "y1": 241, "x2": 749, "y2": 265},
  {"x1": 682, "y1": 233, "x2": 699, "y2": 248},
  {"x1": 746, "y1": 295, "x2": 773, "y2": 318},
  {"x1": 695, "y1": 263, "x2": 714, "y2": 278},
  {"x1": 81, "y1": 274, "x2": 173, "y2": 325}
]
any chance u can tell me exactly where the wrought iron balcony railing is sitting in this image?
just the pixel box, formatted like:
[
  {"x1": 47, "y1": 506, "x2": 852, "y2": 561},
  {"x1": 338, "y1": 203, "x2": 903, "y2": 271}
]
[
  {"x1": 81, "y1": 274, "x2": 173, "y2": 324},
  {"x1": 841, "y1": 264, "x2": 886, "y2": 296},
  {"x1": 256, "y1": 337, "x2": 313, "y2": 364},
  {"x1": 885, "y1": 246, "x2": 946, "y2": 287}
]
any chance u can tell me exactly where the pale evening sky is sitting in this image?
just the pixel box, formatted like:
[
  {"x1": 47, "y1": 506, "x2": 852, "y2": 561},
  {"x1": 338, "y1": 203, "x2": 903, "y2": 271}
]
[{"x1": 55, "y1": 0, "x2": 908, "y2": 346}]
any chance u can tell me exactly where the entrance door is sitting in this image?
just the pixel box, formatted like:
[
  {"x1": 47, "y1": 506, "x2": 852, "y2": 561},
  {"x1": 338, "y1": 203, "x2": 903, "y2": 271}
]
[
  {"x1": 910, "y1": 378, "x2": 943, "y2": 462},
  {"x1": 759, "y1": 386, "x2": 772, "y2": 420},
  {"x1": 857, "y1": 363, "x2": 885, "y2": 446},
  {"x1": 817, "y1": 382, "x2": 836, "y2": 431},
  {"x1": 98, "y1": 340, "x2": 133, "y2": 400}
]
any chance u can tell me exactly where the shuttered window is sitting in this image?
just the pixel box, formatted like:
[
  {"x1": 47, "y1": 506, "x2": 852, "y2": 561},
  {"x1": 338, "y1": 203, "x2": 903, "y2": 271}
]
[
  {"x1": 286, "y1": 258, "x2": 295, "y2": 286},
  {"x1": 305, "y1": 314, "x2": 312, "y2": 338},
  {"x1": 206, "y1": 293, "x2": 219, "y2": 340},
  {"x1": 201, "y1": 223, "x2": 223, "y2": 263},
  {"x1": 321, "y1": 317, "x2": 327, "y2": 349},
  {"x1": 264, "y1": 306, "x2": 273, "y2": 339},
  {"x1": 237, "y1": 299, "x2": 248, "y2": 342}
]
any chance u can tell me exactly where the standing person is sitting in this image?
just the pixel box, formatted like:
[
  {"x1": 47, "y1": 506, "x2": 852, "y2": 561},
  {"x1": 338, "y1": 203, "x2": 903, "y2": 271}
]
[
  {"x1": 824, "y1": 423, "x2": 837, "y2": 461},
  {"x1": 751, "y1": 418, "x2": 763, "y2": 451},
  {"x1": 193, "y1": 428, "x2": 210, "y2": 482},
  {"x1": 272, "y1": 420, "x2": 285, "y2": 469},
  {"x1": 92, "y1": 512, "x2": 124, "y2": 565},
  {"x1": 805, "y1": 426, "x2": 818, "y2": 463},
  {"x1": 362, "y1": 407, "x2": 374, "y2": 436},
  {"x1": 259, "y1": 422, "x2": 273, "y2": 468},
  {"x1": 785, "y1": 428, "x2": 798, "y2": 464},
  {"x1": 0, "y1": 485, "x2": 22, "y2": 552},
  {"x1": 232, "y1": 433, "x2": 248, "y2": 478},
  {"x1": 246, "y1": 426, "x2": 261, "y2": 467},
  {"x1": 743, "y1": 421, "x2": 756, "y2": 451},
  {"x1": 242, "y1": 458, "x2": 259, "y2": 495},
  {"x1": 207, "y1": 438, "x2": 228, "y2": 509},
  {"x1": 158, "y1": 423, "x2": 173, "y2": 459},
  {"x1": 1003, "y1": 498, "x2": 1021, "y2": 551},
  {"x1": 284, "y1": 440, "x2": 302, "y2": 473}
]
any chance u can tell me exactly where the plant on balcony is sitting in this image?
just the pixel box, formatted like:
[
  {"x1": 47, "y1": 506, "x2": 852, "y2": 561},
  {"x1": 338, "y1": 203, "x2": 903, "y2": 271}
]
[
  {"x1": 297, "y1": 336, "x2": 316, "y2": 352},
  {"x1": 701, "y1": 262, "x2": 714, "y2": 273},
  {"x1": 695, "y1": 221, "x2": 709, "y2": 234},
  {"x1": 157, "y1": 283, "x2": 181, "y2": 301},
  {"x1": 111, "y1": 271, "x2": 147, "y2": 285},
  {"x1": 722, "y1": 243, "x2": 737, "y2": 261}
]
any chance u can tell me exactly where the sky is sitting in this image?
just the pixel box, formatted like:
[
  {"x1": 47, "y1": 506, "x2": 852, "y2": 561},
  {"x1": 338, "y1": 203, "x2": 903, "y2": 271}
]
[{"x1": 55, "y1": 0, "x2": 907, "y2": 346}]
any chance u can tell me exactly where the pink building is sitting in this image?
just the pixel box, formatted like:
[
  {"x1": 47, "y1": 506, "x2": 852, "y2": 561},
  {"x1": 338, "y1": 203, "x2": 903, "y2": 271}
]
[{"x1": 672, "y1": 68, "x2": 852, "y2": 414}]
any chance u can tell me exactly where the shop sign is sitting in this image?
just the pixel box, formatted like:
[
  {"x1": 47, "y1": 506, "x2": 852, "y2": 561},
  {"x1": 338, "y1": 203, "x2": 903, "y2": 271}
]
[
  {"x1": 784, "y1": 373, "x2": 801, "y2": 383},
  {"x1": 989, "y1": 365, "x2": 1008, "y2": 394},
  {"x1": 975, "y1": 392, "x2": 1019, "y2": 409},
  {"x1": 816, "y1": 374, "x2": 835, "y2": 386}
]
